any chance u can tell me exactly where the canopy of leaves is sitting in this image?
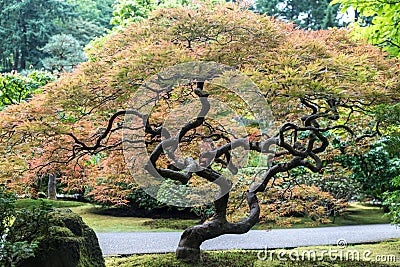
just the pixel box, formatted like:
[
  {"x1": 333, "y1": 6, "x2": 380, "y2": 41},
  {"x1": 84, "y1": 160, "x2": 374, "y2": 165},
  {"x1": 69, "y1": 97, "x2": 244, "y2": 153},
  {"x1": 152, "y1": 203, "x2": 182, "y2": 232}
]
[
  {"x1": 332, "y1": 0, "x2": 400, "y2": 57},
  {"x1": 1, "y1": 3, "x2": 399, "y2": 208}
]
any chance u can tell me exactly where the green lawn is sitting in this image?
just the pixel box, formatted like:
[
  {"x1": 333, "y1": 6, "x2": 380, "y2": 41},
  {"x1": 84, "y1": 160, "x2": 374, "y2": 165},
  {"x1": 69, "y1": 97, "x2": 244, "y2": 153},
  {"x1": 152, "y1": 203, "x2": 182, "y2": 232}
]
[
  {"x1": 328, "y1": 202, "x2": 391, "y2": 226},
  {"x1": 105, "y1": 238, "x2": 400, "y2": 266},
  {"x1": 15, "y1": 199, "x2": 391, "y2": 233},
  {"x1": 70, "y1": 204, "x2": 199, "y2": 232},
  {"x1": 15, "y1": 198, "x2": 85, "y2": 209}
]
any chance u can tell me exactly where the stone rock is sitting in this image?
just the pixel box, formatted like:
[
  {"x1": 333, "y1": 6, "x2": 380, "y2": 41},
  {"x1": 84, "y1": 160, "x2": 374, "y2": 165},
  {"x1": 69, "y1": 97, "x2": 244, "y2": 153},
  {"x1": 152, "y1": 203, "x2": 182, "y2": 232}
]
[{"x1": 10, "y1": 208, "x2": 105, "y2": 267}]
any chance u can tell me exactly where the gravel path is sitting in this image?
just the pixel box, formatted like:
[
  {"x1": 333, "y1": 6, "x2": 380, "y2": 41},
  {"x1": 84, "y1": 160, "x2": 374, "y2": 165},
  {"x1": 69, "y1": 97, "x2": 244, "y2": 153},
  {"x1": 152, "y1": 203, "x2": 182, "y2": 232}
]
[{"x1": 97, "y1": 224, "x2": 400, "y2": 255}]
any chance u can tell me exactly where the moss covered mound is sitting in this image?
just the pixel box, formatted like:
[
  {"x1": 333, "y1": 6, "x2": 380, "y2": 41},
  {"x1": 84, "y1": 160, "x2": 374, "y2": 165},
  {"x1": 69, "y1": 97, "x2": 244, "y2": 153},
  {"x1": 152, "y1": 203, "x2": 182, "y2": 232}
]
[{"x1": 10, "y1": 208, "x2": 105, "y2": 267}]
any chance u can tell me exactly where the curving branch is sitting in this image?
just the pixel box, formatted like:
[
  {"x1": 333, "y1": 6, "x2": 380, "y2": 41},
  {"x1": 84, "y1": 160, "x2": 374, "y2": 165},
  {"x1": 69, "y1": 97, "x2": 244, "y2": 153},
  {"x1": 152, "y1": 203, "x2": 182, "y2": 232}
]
[{"x1": 50, "y1": 81, "x2": 383, "y2": 264}]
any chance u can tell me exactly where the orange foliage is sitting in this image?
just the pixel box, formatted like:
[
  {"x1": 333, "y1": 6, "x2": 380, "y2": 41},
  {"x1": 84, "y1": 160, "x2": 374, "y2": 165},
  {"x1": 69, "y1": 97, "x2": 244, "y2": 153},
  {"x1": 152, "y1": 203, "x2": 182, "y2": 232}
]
[{"x1": 0, "y1": 3, "x2": 399, "y2": 212}]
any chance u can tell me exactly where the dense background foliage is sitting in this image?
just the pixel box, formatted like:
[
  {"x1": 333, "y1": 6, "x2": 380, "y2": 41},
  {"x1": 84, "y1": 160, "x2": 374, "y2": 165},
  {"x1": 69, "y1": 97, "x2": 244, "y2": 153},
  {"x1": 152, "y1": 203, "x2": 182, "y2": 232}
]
[
  {"x1": 0, "y1": 0, "x2": 399, "y2": 227},
  {"x1": 0, "y1": 2, "x2": 398, "y2": 227},
  {"x1": 0, "y1": 0, "x2": 114, "y2": 71},
  {"x1": 255, "y1": 0, "x2": 343, "y2": 30},
  {"x1": 332, "y1": 0, "x2": 400, "y2": 57}
]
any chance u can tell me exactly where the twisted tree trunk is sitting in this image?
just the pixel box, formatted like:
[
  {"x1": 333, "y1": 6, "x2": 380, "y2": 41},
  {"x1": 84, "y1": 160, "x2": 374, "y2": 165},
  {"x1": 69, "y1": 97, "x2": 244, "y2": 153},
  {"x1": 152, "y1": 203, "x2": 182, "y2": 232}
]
[{"x1": 176, "y1": 191, "x2": 260, "y2": 262}]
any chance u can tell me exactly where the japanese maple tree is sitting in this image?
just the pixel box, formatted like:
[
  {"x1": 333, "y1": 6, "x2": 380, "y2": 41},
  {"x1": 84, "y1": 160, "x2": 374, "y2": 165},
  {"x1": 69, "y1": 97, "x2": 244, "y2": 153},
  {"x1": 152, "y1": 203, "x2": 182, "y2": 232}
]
[{"x1": 1, "y1": 3, "x2": 399, "y2": 262}]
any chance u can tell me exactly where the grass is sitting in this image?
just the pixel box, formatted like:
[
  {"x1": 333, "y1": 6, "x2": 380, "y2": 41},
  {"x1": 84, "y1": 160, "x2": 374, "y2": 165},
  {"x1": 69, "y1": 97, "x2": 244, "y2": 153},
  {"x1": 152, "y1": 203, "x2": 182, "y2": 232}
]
[
  {"x1": 141, "y1": 219, "x2": 199, "y2": 230},
  {"x1": 105, "y1": 238, "x2": 400, "y2": 266},
  {"x1": 15, "y1": 199, "x2": 390, "y2": 232},
  {"x1": 15, "y1": 198, "x2": 85, "y2": 209},
  {"x1": 328, "y1": 203, "x2": 391, "y2": 226},
  {"x1": 70, "y1": 204, "x2": 200, "y2": 232}
]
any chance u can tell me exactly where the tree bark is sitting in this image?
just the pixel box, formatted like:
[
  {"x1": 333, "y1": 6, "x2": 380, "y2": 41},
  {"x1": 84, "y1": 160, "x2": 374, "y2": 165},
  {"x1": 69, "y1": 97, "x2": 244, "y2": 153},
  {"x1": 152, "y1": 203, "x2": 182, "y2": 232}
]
[
  {"x1": 13, "y1": 49, "x2": 19, "y2": 70},
  {"x1": 47, "y1": 174, "x2": 57, "y2": 200},
  {"x1": 176, "y1": 191, "x2": 260, "y2": 262}
]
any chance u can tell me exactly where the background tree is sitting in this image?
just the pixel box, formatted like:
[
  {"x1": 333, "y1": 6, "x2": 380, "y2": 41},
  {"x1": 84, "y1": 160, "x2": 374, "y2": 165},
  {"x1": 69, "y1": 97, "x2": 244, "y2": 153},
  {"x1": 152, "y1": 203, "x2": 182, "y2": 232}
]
[
  {"x1": 67, "y1": 0, "x2": 114, "y2": 29},
  {"x1": 0, "y1": 0, "x2": 75, "y2": 71},
  {"x1": 332, "y1": 0, "x2": 400, "y2": 57},
  {"x1": 336, "y1": 139, "x2": 400, "y2": 200},
  {"x1": 376, "y1": 104, "x2": 400, "y2": 224},
  {"x1": 41, "y1": 34, "x2": 87, "y2": 73},
  {"x1": 384, "y1": 175, "x2": 400, "y2": 225},
  {"x1": 0, "y1": 3, "x2": 399, "y2": 262},
  {"x1": 375, "y1": 104, "x2": 400, "y2": 155},
  {"x1": 0, "y1": 0, "x2": 114, "y2": 72},
  {"x1": 255, "y1": 0, "x2": 342, "y2": 30},
  {"x1": 111, "y1": 0, "x2": 158, "y2": 26},
  {"x1": 63, "y1": 0, "x2": 114, "y2": 45},
  {"x1": 294, "y1": 164, "x2": 362, "y2": 201}
]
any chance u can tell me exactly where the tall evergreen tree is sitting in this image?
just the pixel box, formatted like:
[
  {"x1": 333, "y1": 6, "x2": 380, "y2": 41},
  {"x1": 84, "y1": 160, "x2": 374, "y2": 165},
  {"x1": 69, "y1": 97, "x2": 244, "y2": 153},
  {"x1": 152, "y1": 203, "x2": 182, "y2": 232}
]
[
  {"x1": 0, "y1": 0, "x2": 114, "y2": 72},
  {"x1": 66, "y1": 0, "x2": 114, "y2": 33},
  {"x1": 0, "y1": 0, "x2": 76, "y2": 71},
  {"x1": 255, "y1": 0, "x2": 342, "y2": 30}
]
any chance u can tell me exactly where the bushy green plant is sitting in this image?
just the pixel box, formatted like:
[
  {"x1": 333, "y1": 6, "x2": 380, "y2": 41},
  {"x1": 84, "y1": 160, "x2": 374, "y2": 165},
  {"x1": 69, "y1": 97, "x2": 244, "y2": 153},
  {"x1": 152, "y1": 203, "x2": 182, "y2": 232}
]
[
  {"x1": 0, "y1": 189, "x2": 16, "y2": 240},
  {"x1": 383, "y1": 176, "x2": 400, "y2": 225},
  {"x1": 0, "y1": 189, "x2": 52, "y2": 267},
  {"x1": 157, "y1": 179, "x2": 192, "y2": 208},
  {"x1": 0, "y1": 70, "x2": 54, "y2": 108},
  {"x1": 375, "y1": 104, "x2": 400, "y2": 154},
  {"x1": 294, "y1": 166, "x2": 363, "y2": 201},
  {"x1": 126, "y1": 184, "x2": 161, "y2": 210},
  {"x1": 336, "y1": 138, "x2": 400, "y2": 200}
]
